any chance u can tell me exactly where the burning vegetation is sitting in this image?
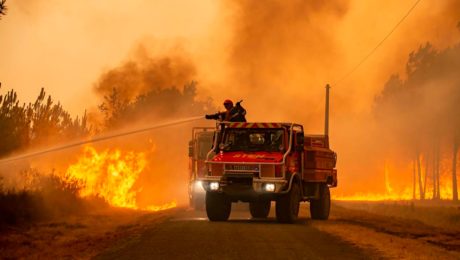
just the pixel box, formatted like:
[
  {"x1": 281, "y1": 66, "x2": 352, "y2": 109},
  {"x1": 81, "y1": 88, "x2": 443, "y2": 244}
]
[
  {"x1": 66, "y1": 145, "x2": 146, "y2": 209},
  {"x1": 65, "y1": 145, "x2": 176, "y2": 211},
  {"x1": 0, "y1": 51, "x2": 215, "y2": 226},
  {"x1": 336, "y1": 40, "x2": 460, "y2": 201}
]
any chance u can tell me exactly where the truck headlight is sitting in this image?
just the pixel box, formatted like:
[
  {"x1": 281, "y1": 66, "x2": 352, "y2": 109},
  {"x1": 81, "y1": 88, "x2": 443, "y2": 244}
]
[
  {"x1": 264, "y1": 183, "x2": 275, "y2": 192},
  {"x1": 210, "y1": 182, "x2": 219, "y2": 191}
]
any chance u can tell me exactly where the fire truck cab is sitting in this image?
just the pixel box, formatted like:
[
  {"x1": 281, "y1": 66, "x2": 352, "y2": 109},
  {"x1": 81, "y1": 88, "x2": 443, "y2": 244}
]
[
  {"x1": 198, "y1": 122, "x2": 337, "y2": 223},
  {"x1": 188, "y1": 127, "x2": 215, "y2": 209}
]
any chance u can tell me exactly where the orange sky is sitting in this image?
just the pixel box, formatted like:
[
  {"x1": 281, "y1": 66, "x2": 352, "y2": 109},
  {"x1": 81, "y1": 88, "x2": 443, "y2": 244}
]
[
  {"x1": 1, "y1": 1, "x2": 458, "y2": 119},
  {"x1": 0, "y1": 0, "x2": 218, "y2": 115}
]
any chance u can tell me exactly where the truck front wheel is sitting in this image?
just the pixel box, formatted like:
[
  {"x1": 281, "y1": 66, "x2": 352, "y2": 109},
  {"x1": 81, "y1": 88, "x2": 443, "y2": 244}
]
[
  {"x1": 205, "y1": 192, "x2": 231, "y2": 221},
  {"x1": 249, "y1": 201, "x2": 271, "y2": 218},
  {"x1": 310, "y1": 184, "x2": 330, "y2": 220},
  {"x1": 276, "y1": 182, "x2": 300, "y2": 223}
]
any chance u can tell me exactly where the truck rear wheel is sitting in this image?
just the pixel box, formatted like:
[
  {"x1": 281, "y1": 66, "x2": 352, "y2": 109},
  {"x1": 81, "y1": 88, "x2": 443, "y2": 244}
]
[
  {"x1": 276, "y1": 182, "x2": 300, "y2": 223},
  {"x1": 206, "y1": 192, "x2": 231, "y2": 221},
  {"x1": 310, "y1": 184, "x2": 330, "y2": 220},
  {"x1": 249, "y1": 201, "x2": 271, "y2": 218}
]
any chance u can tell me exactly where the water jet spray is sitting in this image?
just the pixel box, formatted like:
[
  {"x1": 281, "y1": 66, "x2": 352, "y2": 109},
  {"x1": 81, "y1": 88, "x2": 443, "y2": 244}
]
[{"x1": 0, "y1": 116, "x2": 204, "y2": 165}]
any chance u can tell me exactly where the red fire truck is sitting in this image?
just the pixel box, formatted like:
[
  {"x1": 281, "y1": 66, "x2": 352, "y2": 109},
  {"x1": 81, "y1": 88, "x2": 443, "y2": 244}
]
[
  {"x1": 198, "y1": 86, "x2": 337, "y2": 223},
  {"x1": 188, "y1": 127, "x2": 215, "y2": 209}
]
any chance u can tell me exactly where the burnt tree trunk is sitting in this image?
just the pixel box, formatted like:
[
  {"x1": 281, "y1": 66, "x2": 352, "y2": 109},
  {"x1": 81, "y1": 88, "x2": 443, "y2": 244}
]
[
  {"x1": 453, "y1": 136, "x2": 458, "y2": 201},
  {"x1": 436, "y1": 143, "x2": 441, "y2": 199},
  {"x1": 413, "y1": 159, "x2": 416, "y2": 200},
  {"x1": 417, "y1": 152, "x2": 425, "y2": 199},
  {"x1": 424, "y1": 152, "x2": 428, "y2": 197},
  {"x1": 432, "y1": 144, "x2": 438, "y2": 199}
]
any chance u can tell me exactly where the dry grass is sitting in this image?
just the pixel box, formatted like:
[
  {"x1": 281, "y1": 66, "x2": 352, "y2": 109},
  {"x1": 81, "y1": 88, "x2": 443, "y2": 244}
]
[
  {"x1": 0, "y1": 169, "x2": 178, "y2": 259},
  {"x1": 309, "y1": 201, "x2": 460, "y2": 259},
  {"x1": 0, "y1": 207, "x2": 176, "y2": 259},
  {"x1": 0, "y1": 171, "x2": 107, "y2": 228},
  {"x1": 333, "y1": 200, "x2": 460, "y2": 231}
]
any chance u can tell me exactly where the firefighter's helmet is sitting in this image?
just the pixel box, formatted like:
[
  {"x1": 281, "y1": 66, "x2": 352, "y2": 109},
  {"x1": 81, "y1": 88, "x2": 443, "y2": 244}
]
[{"x1": 223, "y1": 99, "x2": 233, "y2": 108}]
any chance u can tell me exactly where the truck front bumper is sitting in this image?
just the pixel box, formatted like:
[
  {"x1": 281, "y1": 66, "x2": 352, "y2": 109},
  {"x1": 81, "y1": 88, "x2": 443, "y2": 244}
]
[{"x1": 198, "y1": 176, "x2": 288, "y2": 202}]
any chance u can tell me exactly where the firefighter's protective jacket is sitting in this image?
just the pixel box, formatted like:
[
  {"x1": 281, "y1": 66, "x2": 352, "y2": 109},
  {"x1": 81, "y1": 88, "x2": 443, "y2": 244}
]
[{"x1": 205, "y1": 102, "x2": 247, "y2": 122}]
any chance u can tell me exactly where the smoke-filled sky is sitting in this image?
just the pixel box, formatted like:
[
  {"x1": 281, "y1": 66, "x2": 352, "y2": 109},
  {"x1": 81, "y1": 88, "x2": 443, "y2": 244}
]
[
  {"x1": 1, "y1": 0, "x2": 460, "y2": 196},
  {"x1": 1, "y1": 0, "x2": 458, "y2": 120},
  {"x1": 0, "y1": 0, "x2": 218, "y2": 114}
]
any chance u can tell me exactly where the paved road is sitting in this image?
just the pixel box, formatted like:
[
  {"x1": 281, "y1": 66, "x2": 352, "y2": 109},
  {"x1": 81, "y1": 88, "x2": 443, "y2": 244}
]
[{"x1": 95, "y1": 204, "x2": 377, "y2": 260}]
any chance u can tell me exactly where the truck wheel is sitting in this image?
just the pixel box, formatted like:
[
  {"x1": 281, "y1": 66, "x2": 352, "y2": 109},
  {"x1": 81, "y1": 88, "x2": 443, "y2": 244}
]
[
  {"x1": 206, "y1": 192, "x2": 231, "y2": 221},
  {"x1": 249, "y1": 201, "x2": 271, "y2": 218},
  {"x1": 310, "y1": 184, "x2": 330, "y2": 220},
  {"x1": 276, "y1": 182, "x2": 300, "y2": 223}
]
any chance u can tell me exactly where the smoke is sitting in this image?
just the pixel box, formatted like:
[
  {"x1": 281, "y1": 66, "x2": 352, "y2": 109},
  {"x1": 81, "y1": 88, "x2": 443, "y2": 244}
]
[
  {"x1": 367, "y1": 42, "x2": 460, "y2": 196},
  {"x1": 207, "y1": 0, "x2": 460, "y2": 196},
  {"x1": 94, "y1": 45, "x2": 197, "y2": 103},
  {"x1": 88, "y1": 47, "x2": 216, "y2": 206},
  {"x1": 86, "y1": 0, "x2": 460, "y2": 198},
  {"x1": 210, "y1": 0, "x2": 350, "y2": 125}
]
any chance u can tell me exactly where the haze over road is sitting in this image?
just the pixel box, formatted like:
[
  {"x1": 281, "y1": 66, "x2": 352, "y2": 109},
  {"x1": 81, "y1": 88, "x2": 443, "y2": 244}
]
[{"x1": 95, "y1": 205, "x2": 376, "y2": 260}]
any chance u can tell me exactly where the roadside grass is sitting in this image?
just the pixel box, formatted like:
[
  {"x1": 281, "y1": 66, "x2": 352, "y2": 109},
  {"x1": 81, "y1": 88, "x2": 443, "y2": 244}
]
[
  {"x1": 333, "y1": 200, "x2": 460, "y2": 231},
  {"x1": 0, "y1": 170, "x2": 107, "y2": 227}
]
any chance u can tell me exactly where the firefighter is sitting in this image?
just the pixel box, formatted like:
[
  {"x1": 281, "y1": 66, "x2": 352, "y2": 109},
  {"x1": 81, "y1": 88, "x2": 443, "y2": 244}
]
[{"x1": 205, "y1": 99, "x2": 247, "y2": 122}]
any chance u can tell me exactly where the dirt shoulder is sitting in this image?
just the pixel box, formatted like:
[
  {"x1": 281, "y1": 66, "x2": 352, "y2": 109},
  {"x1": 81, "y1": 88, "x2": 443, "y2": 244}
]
[
  {"x1": 0, "y1": 208, "x2": 178, "y2": 259},
  {"x1": 310, "y1": 202, "x2": 460, "y2": 259}
]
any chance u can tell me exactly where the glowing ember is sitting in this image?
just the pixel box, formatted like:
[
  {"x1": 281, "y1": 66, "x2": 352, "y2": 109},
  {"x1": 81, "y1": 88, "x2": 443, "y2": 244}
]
[
  {"x1": 65, "y1": 146, "x2": 176, "y2": 211},
  {"x1": 144, "y1": 201, "x2": 177, "y2": 212}
]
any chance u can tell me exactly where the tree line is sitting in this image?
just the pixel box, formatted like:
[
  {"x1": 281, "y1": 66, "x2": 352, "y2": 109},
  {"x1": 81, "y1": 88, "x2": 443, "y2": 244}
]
[
  {"x1": 98, "y1": 81, "x2": 214, "y2": 130},
  {"x1": 0, "y1": 85, "x2": 90, "y2": 157},
  {"x1": 0, "y1": 0, "x2": 6, "y2": 20},
  {"x1": 374, "y1": 41, "x2": 460, "y2": 201}
]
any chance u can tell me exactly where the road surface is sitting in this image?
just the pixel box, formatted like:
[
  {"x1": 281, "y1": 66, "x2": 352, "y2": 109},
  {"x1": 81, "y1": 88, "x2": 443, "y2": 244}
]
[{"x1": 95, "y1": 204, "x2": 377, "y2": 260}]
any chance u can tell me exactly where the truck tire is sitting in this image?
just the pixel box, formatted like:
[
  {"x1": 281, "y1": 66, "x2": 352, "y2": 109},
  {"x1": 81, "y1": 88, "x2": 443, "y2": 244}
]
[
  {"x1": 249, "y1": 201, "x2": 271, "y2": 218},
  {"x1": 310, "y1": 184, "x2": 330, "y2": 220},
  {"x1": 276, "y1": 182, "x2": 300, "y2": 223},
  {"x1": 206, "y1": 192, "x2": 231, "y2": 221}
]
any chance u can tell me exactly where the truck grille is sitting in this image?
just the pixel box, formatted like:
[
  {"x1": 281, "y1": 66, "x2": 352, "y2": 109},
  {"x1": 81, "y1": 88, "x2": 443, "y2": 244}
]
[{"x1": 225, "y1": 164, "x2": 259, "y2": 172}]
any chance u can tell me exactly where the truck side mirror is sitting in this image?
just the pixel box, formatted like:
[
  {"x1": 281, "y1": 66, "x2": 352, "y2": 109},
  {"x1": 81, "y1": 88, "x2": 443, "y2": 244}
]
[
  {"x1": 295, "y1": 133, "x2": 304, "y2": 152},
  {"x1": 188, "y1": 140, "x2": 194, "y2": 157}
]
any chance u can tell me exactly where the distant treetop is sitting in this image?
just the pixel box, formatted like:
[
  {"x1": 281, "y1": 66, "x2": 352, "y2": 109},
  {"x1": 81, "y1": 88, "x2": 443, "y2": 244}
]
[{"x1": 0, "y1": 0, "x2": 7, "y2": 20}]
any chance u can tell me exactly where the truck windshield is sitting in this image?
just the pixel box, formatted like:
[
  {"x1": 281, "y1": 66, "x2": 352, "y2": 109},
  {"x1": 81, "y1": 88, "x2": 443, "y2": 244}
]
[
  {"x1": 197, "y1": 133, "x2": 214, "y2": 159},
  {"x1": 222, "y1": 128, "x2": 284, "y2": 152}
]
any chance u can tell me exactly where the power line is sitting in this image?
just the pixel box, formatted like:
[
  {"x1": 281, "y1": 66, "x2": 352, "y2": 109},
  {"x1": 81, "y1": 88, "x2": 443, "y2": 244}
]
[{"x1": 333, "y1": 0, "x2": 422, "y2": 86}]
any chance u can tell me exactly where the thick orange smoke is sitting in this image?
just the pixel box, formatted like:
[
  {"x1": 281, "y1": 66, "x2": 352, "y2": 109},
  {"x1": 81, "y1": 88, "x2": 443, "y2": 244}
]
[
  {"x1": 94, "y1": 47, "x2": 197, "y2": 103},
  {"x1": 207, "y1": 0, "x2": 460, "y2": 198}
]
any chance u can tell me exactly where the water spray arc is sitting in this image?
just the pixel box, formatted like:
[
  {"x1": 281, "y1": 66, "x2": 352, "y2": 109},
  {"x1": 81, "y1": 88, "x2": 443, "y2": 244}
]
[{"x1": 0, "y1": 116, "x2": 204, "y2": 165}]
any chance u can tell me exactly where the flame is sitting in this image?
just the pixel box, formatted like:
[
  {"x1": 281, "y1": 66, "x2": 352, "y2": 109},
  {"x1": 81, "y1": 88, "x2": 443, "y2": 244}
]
[
  {"x1": 65, "y1": 145, "x2": 176, "y2": 211},
  {"x1": 144, "y1": 201, "x2": 177, "y2": 211},
  {"x1": 384, "y1": 162, "x2": 393, "y2": 194},
  {"x1": 335, "y1": 161, "x2": 454, "y2": 201}
]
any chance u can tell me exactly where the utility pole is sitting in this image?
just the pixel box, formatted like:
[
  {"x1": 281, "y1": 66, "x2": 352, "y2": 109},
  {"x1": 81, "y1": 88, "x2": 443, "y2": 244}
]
[
  {"x1": 453, "y1": 135, "x2": 458, "y2": 201},
  {"x1": 325, "y1": 84, "x2": 330, "y2": 137}
]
